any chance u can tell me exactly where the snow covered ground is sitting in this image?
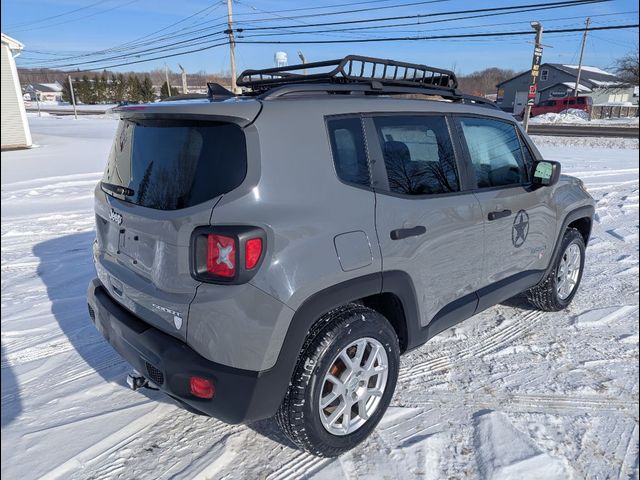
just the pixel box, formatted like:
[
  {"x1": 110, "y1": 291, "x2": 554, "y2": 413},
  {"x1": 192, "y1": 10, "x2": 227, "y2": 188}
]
[{"x1": 2, "y1": 116, "x2": 638, "y2": 479}]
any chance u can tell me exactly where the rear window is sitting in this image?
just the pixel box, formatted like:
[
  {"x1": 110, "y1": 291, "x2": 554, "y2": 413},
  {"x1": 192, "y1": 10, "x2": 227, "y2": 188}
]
[{"x1": 102, "y1": 119, "x2": 247, "y2": 210}]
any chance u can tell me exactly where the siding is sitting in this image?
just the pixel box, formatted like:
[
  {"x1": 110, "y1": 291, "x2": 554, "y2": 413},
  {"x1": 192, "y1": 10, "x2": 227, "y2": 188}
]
[{"x1": 1, "y1": 43, "x2": 31, "y2": 149}]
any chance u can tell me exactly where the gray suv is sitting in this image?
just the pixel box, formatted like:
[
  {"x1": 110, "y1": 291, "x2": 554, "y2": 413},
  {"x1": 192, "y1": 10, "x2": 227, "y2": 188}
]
[{"x1": 87, "y1": 56, "x2": 595, "y2": 457}]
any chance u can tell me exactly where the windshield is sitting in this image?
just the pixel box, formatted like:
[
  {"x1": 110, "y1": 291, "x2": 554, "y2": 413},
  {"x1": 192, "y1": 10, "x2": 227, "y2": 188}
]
[{"x1": 102, "y1": 118, "x2": 247, "y2": 210}]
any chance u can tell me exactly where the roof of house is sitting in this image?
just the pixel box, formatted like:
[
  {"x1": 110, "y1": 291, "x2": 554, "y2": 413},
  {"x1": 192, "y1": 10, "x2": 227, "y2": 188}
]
[
  {"x1": 496, "y1": 63, "x2": 624, "y2": 89},
  {"x1": 1, "y1": 33, "x2": 24, "y2": 51},
  {"x1": 539, "y1": 81, "x2": 592, "y2": 93},
  {"x1": 27, "y1": 82, "x2": 63, "y2": 93}
]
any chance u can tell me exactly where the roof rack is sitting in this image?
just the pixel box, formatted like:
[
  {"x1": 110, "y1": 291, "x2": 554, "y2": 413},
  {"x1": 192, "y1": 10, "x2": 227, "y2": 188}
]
[
  {"x1": 234, "y1": 55, "x2": 499, "y2": 109},
  {"x1": 237, "y1": 55, "x2": 457, "y2": 91}
]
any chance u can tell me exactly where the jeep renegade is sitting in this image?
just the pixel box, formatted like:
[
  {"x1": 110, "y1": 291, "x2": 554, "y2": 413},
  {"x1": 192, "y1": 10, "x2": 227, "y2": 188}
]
[{"x1": 87, "y1": 56, "x2": 595, "y2": 457}]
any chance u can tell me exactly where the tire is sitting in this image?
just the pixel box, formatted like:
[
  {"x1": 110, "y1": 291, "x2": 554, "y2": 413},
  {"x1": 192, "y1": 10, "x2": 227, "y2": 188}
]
[
  {"x1": 527, "y1": 228, "x2": 586, "y2": 311},
  {"x1": 276, "y1": 304, "x2": 400, "y2": 457}
]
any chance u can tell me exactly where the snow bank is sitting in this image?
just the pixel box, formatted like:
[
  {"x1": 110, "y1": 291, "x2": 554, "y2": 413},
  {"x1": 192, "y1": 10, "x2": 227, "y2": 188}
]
[{"x1": 530, "y1": 109, "x2": 591, "y2": 124}]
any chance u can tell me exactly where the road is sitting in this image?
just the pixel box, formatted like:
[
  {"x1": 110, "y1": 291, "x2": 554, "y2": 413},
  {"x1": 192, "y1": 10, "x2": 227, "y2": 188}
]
[{"x1": 528, "y1": 124, "x2": 639, "y2": 138}]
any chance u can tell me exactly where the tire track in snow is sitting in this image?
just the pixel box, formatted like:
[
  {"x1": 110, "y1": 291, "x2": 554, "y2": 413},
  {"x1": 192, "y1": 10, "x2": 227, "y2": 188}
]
[
  {"x1": 404, "y1": 391, "x2": 639, "y2": 417},
  {"x1": 618, "y1": 423, "x2": 640, "y2": 480},
  {"x1": 265, "y1": 451, "x2": 332, "y2": 480},
  {"x1": 65, "y1": 406, "x2": 242, "y2": 480},
  {"x1": 398, "y1": 310, "x2": 545, "y2": 382},
  {"x1": 40, "y1": 403, "x2": 174, "y2": 480}
]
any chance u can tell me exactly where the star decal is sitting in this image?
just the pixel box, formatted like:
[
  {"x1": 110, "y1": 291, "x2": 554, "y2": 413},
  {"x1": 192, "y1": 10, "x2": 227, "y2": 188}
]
[{"x1": 512, "y1": 210, "x2": 530, "y2": 248}]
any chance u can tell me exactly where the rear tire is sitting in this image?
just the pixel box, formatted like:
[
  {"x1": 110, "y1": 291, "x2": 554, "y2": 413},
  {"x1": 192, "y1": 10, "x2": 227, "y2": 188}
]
[
  {"x1": 527, "y1": 228, "x2": 585, "y2": 311},
  {"x1": 276, "y1": 304, "x2": 400, "y2": 457}
]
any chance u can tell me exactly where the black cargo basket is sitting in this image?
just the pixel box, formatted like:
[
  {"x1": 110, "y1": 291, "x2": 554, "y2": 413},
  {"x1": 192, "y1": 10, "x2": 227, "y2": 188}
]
[{"x1": 237, "y1": 55, "x2": 458, "y2": 91}]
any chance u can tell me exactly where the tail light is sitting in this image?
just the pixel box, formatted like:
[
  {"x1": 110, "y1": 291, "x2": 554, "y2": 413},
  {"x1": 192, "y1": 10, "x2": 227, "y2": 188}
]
[
  {"x1": 190, "y1": 376, "x2": 215, "y2": 399},
  {"x1": 191, "y1": 226, "x2": 266, "y2": 284}
]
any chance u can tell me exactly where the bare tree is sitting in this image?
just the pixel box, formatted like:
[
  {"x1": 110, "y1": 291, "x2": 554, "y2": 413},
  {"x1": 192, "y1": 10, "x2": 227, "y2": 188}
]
[{"x1": 613, "y1": 47, "x2": 639, "y2": 84}]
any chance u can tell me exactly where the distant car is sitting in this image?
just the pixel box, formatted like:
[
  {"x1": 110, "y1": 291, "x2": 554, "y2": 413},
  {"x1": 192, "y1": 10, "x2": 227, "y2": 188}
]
[{"x1": 530, "y1": 96, "x2": 592, "y2": 117}]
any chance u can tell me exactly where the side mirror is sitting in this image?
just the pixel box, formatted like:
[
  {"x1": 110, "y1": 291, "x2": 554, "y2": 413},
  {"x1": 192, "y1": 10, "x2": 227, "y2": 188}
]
[{"x1": 532, "y1": 160, "x2": 561, "y2": 187}]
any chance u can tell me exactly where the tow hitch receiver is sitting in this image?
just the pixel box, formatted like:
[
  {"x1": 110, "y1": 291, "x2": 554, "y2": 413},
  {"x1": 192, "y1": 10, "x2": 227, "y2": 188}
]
[{"x1": 126, "y1": 370, "x2": 158, "y2": 391}]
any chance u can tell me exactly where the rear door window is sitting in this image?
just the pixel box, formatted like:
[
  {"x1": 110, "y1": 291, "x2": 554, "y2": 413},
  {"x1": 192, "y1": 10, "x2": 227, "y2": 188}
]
[
  {"x1": 327, "y1": 117, "x2": 370, "y2": 187},
  {"x1": 372, "y1": 115, "x2": 459, "y2": 195},
  {"x1": 458, "y1": 117, "x2": 528, "y2": 188},
  {"x1": 102, "y1": 119, "x2": 247, "y2": 210}
]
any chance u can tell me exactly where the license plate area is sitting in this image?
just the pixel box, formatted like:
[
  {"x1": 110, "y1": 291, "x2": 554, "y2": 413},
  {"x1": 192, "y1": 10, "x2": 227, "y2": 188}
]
[{"x1": 118, "y1": 228, "x2": 139, "y2": 261}]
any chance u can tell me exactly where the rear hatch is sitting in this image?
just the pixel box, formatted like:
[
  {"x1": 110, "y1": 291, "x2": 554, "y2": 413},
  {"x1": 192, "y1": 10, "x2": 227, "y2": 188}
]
[{"x1": 94, "y1": 104, "x2": 258, "y2": 339}]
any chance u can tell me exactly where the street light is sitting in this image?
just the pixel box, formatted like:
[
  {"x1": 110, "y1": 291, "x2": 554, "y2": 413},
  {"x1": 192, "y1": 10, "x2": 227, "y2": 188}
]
[{"x1": 298, "y1": 51, "x2": 307, "y2": 75}]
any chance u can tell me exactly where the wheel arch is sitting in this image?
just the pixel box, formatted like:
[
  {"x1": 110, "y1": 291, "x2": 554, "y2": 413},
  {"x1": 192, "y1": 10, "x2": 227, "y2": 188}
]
[
  {"x1": 546, "y1": 204, "x2": 595, "y2": 276},
  {"x1": 260, "y1": 271, "x2": 420, "y2": 417}
]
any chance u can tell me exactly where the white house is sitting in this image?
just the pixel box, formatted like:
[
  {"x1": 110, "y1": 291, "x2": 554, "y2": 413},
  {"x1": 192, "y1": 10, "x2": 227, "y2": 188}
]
[
  {"x1": 1, "y1": 33, "x2": 31, "y2": 150},
  {"x1": 25, "y1": 81, "x2": 64, "y2": 102}
]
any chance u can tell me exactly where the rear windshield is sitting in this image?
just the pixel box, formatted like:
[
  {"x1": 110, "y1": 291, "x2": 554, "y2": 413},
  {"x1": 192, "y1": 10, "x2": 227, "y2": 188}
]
[{"x1": 102, "y1": 118, "x2": 247, "y2": 210}]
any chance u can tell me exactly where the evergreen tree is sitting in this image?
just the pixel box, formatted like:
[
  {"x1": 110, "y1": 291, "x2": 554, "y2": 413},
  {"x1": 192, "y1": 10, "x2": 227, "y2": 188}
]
[
  {"x1": 75, "y1": 75, "x2": 91, "y2": 104},
  {"x1": 140, "y1": 76, "x2": 156, "y2": 103},
  {"x1": 160, "y1": 82, "x2": 179, "y2": 99},
  {"x1": 113, "y1": 73, "x2": 127, "y2": 102},
  {"x1": 127, "y1": 74, "x2": 143, "y2": 102},
  {"x1": 61, "y1": 78, "x2": 72, "y2": 103},
  {"x1": 96, "y1": 73, "x2": 108, "y2": 103}
]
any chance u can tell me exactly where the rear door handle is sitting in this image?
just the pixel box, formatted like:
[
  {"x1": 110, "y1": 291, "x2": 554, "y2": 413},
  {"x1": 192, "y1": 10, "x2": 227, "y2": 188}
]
[
  {"x1": 487, "y1": 209, "x2": 512, "y2": 221},
  {"x1": 390, "y1": 226, "x2": 426, "y2": 240}
]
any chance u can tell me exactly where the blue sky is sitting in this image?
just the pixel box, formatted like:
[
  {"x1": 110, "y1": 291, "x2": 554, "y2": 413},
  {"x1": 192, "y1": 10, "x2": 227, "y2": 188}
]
[{"x1": 1, "y1": 0, "x2": 637, "y2": 75}]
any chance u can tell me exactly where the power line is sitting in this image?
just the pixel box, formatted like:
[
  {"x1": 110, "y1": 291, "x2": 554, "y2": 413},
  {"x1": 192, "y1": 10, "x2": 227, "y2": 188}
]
[
  {"x1": 235, "y1": 0, "x2": 608, "y2": 30},
  {"x1": 234, "y1": 4, "x2": 627, "y2": 39},
  {"x1": 236, "y1": 23, "x2": 639, "y2": 44},
  {"x1": 19, "y1": 0, "x2": 607, "y2": 67},
  {"x1": 232, "y1": 0, "x2": 411, "y2": 16},
  {"x1": 9, "y1": 0, "x2": 143, "y2": 33},
  {"x1": 68, "y1": 40, "x2": 230, "y2": 72},
  {"x1": 4, "y1": 0, "x2": 119, "y2": 28},
  {"x1": 234, "y1": 0, "x2": 452, "y2": 22}
]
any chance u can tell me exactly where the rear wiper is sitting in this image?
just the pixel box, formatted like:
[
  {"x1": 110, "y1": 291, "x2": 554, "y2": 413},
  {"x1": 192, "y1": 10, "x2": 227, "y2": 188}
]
[{"x1": 101, "y1": 181, "x2": 135, "y2": 197}]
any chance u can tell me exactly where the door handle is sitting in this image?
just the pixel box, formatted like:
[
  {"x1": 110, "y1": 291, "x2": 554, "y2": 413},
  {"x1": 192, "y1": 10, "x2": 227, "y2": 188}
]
[
  {"x1": 487, "y1": 209, "x2": 512, "y2": 221},
  {"x1": 390, "y1": 226, "x2": 426, "y2": 240}
]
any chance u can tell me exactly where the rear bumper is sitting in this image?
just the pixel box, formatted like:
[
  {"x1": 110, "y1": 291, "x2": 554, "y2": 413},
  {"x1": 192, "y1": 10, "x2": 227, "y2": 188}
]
[{"x1": 87, "y1": 278, "x2": 282, "y2": 424}]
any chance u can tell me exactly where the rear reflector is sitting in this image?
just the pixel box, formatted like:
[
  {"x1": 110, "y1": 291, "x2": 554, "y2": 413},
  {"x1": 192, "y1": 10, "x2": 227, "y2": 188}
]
[
  {"x1": 190, "y1": 376, "x2": 215, "y2": 399},
  {"x1": 245, "y1": 238, "x2": 263, "y2": 269},
  {"x1": 207, "y1": 234, "x2": 236, "y2": 278}
]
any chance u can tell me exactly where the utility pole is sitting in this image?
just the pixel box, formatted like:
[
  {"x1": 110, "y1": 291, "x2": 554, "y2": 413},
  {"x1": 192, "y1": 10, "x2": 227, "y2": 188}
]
[
  {"x1": 226, "y1": 0, "x2": 239, "y2": 94},
  {"x1": 68, "y1": 75, "x2": 78, "y2": 120},
  {"x1": 164, "y1": 63, "x2": 171, "y2": 98},
  {"x1": 573, "y1": 17, "x2": 591, "y2": 97},
  {"x1": 522, "y1": 21, "x2": 543, "y2": 133},
  {"x1": 179, "y1": 64, "x2": 188, "y2": 94}
]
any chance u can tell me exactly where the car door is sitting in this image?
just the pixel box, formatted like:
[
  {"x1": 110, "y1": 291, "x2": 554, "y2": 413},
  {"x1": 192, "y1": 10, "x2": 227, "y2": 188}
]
[
  {"x1": 365, "y1": 114, "x2": 485, "y2": 331},
  {"x1": 453, "y1": 115, "x2": 557, "y2": 298}
]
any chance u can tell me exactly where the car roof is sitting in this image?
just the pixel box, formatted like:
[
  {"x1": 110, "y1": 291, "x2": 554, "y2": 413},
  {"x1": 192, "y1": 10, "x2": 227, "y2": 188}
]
[{"x1": 114, "y1": 93, "x2": 515, "y2": 126}]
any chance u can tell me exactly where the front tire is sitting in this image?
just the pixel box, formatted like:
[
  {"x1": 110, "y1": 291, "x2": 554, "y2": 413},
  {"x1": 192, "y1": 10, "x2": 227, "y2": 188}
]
[
  {"x1": 527, "y1": 228, "x2": 586, "y2": 311},
  {"x1": 276, "y1": 304, "x2": 400, "y2": 457}
]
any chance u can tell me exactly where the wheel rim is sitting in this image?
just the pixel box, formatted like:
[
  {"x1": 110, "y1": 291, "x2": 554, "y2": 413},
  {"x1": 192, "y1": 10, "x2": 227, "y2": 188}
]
[
  {"x1": 318, "y1": 337, "x2": 389, "y2": 436},
  {"x1": 557, "y1": 243, "x2": 582, "y2": 300}
]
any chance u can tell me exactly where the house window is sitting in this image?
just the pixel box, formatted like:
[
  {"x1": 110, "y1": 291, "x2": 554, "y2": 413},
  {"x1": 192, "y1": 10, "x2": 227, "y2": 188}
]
[{"x1": 540, "y1": 69, "x2": 549, "y2": 82}]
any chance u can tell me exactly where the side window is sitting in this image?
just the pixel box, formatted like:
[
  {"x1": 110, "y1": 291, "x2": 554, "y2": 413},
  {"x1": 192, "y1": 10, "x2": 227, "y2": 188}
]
[
  {"x1": 459, "y1": 117, "x2": 528, "y2": 188},
  {"x1": 373, "y1": 116, "x2": 459, "y2": 195},
  {"x1": 327, "y1": 117, "x2": 370, "y2": 187},
  {"x1": 518, "y1": 133, "x2": 535, "y2": 174},
  {"x1": 540, "y1": 69, "x2": 549, "y2": 81}
]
